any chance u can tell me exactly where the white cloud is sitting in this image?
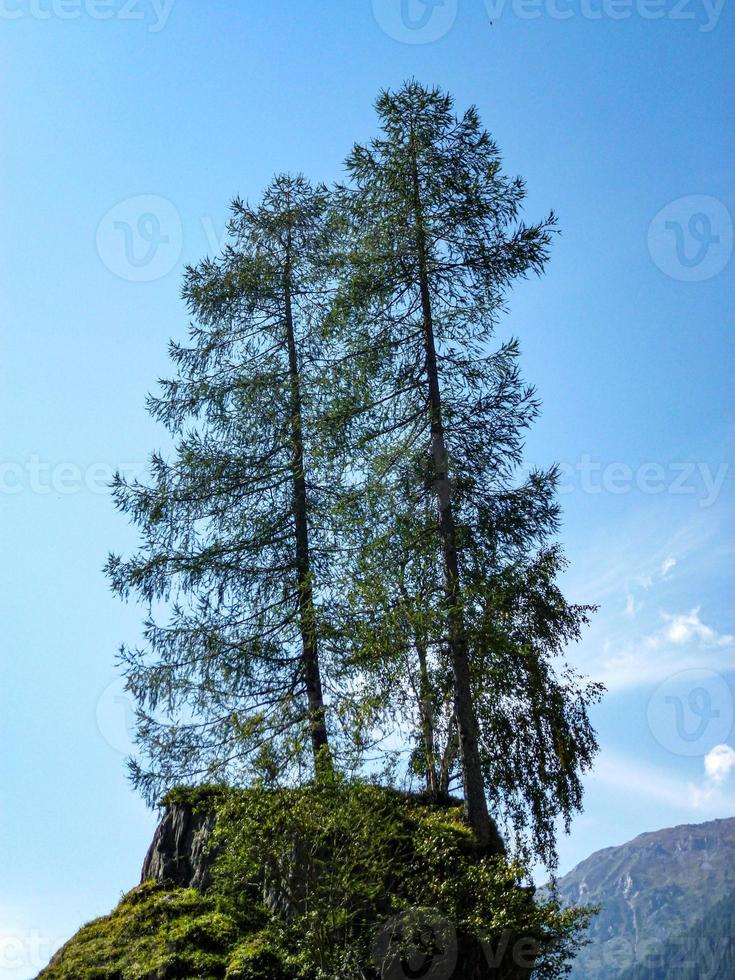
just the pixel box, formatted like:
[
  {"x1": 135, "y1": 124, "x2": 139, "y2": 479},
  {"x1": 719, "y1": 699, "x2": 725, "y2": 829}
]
[
  {"x1": 589, "y1": 608, "x2": 735, "y2": 692},
  {"x1": 662, "y1": 608, "x2": 734, "y2": 647},
  {"x1": 661, "y1": 556, "x2": 677, "y2": 577},
  {"x1": 624, "y1": 593, "x2": 641, "y2": 618},
  {"x1": 704, "y1": 744, "x2": 735, "y2": 784}
]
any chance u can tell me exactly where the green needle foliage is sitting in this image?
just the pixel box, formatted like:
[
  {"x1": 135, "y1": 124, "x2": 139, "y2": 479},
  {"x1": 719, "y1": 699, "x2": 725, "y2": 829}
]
[
  {"x1": 328, "y1": 81, "x2": 602, "y2": 864},
  {"x1": 106, "y1": 175, "x2": 341, "y2": 803},
  {"x1": 106, "y1": 82, "x2": 601, "y2": 882}
]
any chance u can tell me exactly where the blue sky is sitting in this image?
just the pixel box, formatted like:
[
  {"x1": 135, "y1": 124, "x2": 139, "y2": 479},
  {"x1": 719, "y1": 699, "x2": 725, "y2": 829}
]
[{"x1": 1, "y1": 1, "x2": 733, "y2": 974}]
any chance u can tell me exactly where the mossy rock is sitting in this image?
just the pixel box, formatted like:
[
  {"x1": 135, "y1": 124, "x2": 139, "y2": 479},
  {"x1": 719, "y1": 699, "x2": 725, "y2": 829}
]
[
  {"x1": 38, "y1": 882, "x2": 241, "y2": 979},
  {"x1": 38, "y1": 784, "x2": 589, "y2": 979},
  {"x1": 225, "y1": 934, "x2": 296, "y2": 979}
]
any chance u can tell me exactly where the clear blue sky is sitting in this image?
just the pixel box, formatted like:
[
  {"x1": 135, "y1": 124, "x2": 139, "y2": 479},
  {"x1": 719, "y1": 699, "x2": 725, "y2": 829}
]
[{"x1": 1, "y1": 1, "x2": 733, "y2": 974}]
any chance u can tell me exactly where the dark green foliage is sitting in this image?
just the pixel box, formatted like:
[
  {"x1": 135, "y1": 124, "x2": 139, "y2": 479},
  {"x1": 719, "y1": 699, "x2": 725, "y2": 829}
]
[
  {"x1": 329, "y1": 81, "x2": 601, "y2": 866},
  {"x1": 225, "y1": 935, "x2": 295, "y2": 980},
  {"x1": 106, "y1": 175, "x2": 339, "y2": 803},
  {"x1": 210, "y1": 780, "x2": 592, "y2": 979},
  {"x1": 38, "y1": 787, "x2": 591, "y2": 980},
  {"x1": 615, "y1": 892, "x2": 735, "y2": 980}
]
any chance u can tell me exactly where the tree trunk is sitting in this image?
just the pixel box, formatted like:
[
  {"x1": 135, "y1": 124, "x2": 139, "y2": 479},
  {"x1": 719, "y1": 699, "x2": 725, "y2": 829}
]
[
  {"x1": 283, "y1": 242, "x2": 331, "y2": 772},
  {"x1": 416, "y1": 639, "x2": 439, "y2": 796},
  {"x1": 409, "y1": 140, "x2": 492, "y2": 845},
  {"x1": 439, "y1": 713, "x2": 459, "y2": 797}
]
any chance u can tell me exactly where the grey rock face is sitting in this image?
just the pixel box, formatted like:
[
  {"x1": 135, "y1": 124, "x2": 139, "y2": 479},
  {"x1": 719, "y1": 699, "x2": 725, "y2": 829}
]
[{"x1": 140, "y1": 800, "x2": 217, "y2": 891}]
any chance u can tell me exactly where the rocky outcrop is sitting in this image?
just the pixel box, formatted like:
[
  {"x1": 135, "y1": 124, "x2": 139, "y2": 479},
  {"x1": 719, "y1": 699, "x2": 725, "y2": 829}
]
[
  {"x1": 140, "y1": 799, "x2": 217, "y2": 891},
  {"x1": 41, "y1": 787, "x2": 548, "y2": 979}
]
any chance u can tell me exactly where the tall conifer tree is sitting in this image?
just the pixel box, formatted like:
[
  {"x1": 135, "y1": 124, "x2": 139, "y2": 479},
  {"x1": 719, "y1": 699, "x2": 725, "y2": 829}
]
[
  {"x1": 107, "y1": 175, "x2": 336, "y2": 802},
  {"x1": 331, "y1": 81, "x2": 601, "y2": 851}
]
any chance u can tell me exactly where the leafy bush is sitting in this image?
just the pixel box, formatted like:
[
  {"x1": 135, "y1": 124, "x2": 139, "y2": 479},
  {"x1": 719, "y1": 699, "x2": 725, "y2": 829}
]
[
  {"x1": 210, "y1": 778, "x2": 591, "y2": 978},
  {"x1": 39, "y1": 783, "x2": 591, "y2": 979}
]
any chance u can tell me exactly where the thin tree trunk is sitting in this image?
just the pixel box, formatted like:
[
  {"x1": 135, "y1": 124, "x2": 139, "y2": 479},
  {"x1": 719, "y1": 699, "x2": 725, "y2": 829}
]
[
  {"x1": 283, "y1": 238, "x2": 331, "y2": 772},
  {"x1": 409, "y1": 140, "x2": 492, "y2": 844},
  {"x1": 439, "y1": 714, "x2": 459, "y2": 797},
  {"x1": 416, "y1": 639, "x2": 439, "y2": 796}
]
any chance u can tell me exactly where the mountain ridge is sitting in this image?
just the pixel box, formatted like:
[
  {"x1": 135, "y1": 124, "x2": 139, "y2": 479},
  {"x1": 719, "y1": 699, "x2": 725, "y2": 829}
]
[{"x1": 551, "y1": 815, "x2": 735, "y2": 979}]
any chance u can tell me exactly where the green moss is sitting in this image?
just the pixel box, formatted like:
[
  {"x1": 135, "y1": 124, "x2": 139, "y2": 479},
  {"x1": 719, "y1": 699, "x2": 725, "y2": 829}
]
[
  {"x1": 161, "y1": 784, "x2": 228, "y2": 811},
  {"x1": 39, "y1": 882, "x2": 241, "y2": 980},
  {"x1": 225, "y1": 934, "x2": 296, "y2": 980},
  {"x1": 39, "y1": 785, "x2": 591, "y2": 980}
]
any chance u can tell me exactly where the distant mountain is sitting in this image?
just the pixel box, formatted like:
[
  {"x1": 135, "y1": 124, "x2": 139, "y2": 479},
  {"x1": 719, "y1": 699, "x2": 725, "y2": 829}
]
[
  {"x1": 551, "y1": 816, "x2": 735, "y2": 979},
  {"x1": 616, "y1": 890, "x2": 735, "y2": 980}
]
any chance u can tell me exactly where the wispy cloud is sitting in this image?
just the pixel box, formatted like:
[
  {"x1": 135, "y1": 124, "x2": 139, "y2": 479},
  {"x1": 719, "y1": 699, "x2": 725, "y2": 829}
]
[
  {"x1": 660, "y1": 556, "x2": 677, "y2": 578},
  {"x1": 589, "y1": 749, "x2": 735, "y2": 814},
  {"x1": 591, "y1": 607, "x2": 734, "y2": 692},
  {"x1": 624, "y1": 592, "x2": 642, "y2": 618}
]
